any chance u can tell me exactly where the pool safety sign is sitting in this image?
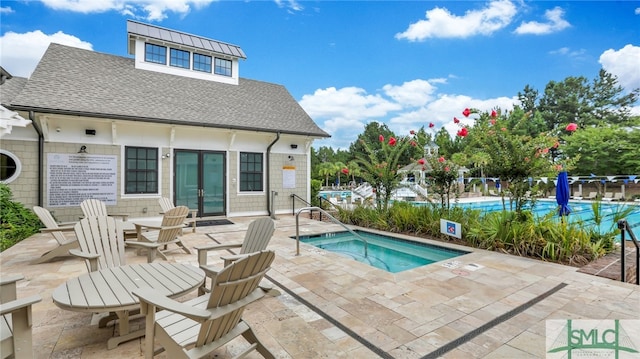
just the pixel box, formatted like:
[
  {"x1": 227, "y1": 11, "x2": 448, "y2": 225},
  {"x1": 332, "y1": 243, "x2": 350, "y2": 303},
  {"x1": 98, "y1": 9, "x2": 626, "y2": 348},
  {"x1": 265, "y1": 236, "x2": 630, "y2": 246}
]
[{"x1": 440, "y1": 219, "x2": 462, "y2": 239}]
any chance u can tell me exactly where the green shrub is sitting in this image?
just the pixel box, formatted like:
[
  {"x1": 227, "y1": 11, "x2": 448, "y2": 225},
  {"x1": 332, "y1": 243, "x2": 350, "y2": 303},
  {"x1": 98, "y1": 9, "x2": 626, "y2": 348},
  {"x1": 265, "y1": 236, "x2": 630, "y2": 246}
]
[
  {"x1": 0, "y1": 184, "x2": 41, "y2": 251},
  {"x1": 337, "y1": 200, "x2": 614, "y2": 266}
]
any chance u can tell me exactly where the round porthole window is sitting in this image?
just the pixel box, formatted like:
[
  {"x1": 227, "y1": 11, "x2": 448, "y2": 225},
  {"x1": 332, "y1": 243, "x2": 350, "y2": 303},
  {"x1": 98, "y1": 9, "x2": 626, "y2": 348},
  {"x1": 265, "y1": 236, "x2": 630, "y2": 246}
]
[{"x1": 0, "y1": 150, "x2": 22, "y2": 183}]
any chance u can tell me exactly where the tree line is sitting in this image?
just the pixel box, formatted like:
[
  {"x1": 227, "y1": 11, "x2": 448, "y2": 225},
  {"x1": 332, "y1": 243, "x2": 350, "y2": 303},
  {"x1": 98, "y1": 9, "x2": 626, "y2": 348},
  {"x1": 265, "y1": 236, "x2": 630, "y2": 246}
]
[{"x1": 311, "y1": 69, "x2": 640, "y2": 186}]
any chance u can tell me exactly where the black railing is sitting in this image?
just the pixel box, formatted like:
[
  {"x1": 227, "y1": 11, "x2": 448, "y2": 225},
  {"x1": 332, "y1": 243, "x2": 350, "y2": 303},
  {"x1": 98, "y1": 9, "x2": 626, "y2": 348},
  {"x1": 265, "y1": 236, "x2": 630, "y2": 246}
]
[
  {"x1": 290, "y1": 194, "x2": 326, "y2": 221},
  {"x1": 618, "y1": 219, "x2": 639, "y2": 285}
]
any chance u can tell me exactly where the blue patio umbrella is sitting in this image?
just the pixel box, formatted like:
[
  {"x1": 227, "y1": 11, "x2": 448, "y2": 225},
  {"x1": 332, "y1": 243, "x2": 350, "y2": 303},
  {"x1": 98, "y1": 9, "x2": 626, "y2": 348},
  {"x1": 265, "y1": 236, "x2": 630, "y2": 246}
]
[{"x1": 556, "y1": 171, "x2": 572, "y2": 218}]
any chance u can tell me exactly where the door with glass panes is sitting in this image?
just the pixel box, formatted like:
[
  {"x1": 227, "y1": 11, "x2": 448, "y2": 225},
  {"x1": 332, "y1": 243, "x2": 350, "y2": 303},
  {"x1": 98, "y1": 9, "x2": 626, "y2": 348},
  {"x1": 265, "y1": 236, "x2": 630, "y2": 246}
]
[{"x1": 174, "y1": 150, "x2": 225, "y2": 216}]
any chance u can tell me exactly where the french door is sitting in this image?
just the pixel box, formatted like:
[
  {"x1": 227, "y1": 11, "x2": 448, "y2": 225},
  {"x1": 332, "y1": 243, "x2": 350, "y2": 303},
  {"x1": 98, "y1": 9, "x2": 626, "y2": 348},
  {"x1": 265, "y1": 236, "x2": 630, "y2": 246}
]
[{"x1": 174, "y1": 150, "x2": 225, "y2": 217}]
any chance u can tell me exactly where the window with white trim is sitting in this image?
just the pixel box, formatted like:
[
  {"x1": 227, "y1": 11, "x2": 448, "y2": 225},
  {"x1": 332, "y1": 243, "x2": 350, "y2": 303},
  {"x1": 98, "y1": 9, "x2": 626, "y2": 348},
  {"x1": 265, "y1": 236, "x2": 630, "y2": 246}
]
[
  {"x1": 170, "y1": 48, "x2": 190, "y2": 69},
  {"x1": 145, "y1": 43, "x2": 166, "y2": 64},
  {"x1": 124, "y1": 147, "x2": 158, "y2": 194},
  {"x1": 193, "y1": 53, "x2": 212, "y2": 73},
  {"x1": 239, "y1": 152, "x2": 263, "y2": 192},
  {"x1": 0, "y1": 150, "x2": 21, "y2": 183},
  {"x1": 214, "y1": 57, "x2": 232, "y2": 77}
]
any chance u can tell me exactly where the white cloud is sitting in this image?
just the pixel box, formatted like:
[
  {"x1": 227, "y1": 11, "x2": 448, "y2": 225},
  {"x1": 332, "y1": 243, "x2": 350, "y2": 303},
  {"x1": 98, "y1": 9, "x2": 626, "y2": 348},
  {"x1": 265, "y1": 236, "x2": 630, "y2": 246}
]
[
  {"x1": 599, "y1": 44, "x2": 640, "y2": 93},
  {"x1": 388, "y1": 94, "x2": 518, "y2": 138},
  {"x1": 274, "y1": 0, "x2": 303, "y2": 12},
  {"x1": 635, "y1": 7, "x2": 640, "y2": 15},
  {"x1": 301, "y1": 81, "x2": 520, "y2": 149},
  {"x1": 299, "y1": 86, "x2": 401, "y2": 121},
  {"x1": 395, "y1": 0, "x2": 517, "y2": 41},
  {"x1": 514, "y1": 6, "x2": 570, "y2": 35},
  {"x1": 0, "y1": 30, "x2": 93, "y2": 78},
  {"x1": 549, "y1": 47, "x2": 587, "y2": 59},
  {"x1": 382, "y1": 79, "x2": 439, "y2": 107},
  {"x1": 0, "y1": 6, "x2": 14, "y2": 14},
  {"x1": 39, "y1": 0, "x2": 216, "y2": 21}
]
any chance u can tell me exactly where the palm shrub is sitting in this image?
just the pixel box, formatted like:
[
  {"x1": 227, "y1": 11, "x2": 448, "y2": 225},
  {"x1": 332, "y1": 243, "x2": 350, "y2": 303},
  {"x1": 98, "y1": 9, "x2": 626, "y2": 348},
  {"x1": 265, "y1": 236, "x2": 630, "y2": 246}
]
[
  {"x1": 466, "y1": 208, "x2": 613, "y2": 265},
  {"x1": 0, "y1": 184, "x2": 41, "y2": 251}
]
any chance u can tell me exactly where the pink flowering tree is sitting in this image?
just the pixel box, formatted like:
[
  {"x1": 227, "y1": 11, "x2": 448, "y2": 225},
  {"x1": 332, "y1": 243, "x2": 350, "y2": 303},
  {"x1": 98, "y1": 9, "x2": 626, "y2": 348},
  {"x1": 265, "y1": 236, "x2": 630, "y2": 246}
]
[
  {"x1": 354, "y1": 131, "x2": 427, "y2": 211},
  {"x1": 460, "y1": 108, "x2": 576, "y2": 215},
  {"x1": 424, "y1": 155, "x2": 460, "y2": 210}
]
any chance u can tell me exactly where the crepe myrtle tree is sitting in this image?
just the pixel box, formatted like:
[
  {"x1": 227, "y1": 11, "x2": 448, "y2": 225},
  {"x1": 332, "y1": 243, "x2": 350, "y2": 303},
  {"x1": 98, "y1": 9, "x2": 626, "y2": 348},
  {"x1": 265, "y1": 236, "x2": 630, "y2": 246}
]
[
  {"x1": 354, "y1": 129, "x2": 428, "y2": 212},
  {"x1": 460, "y1": 108, "x2": 577, "y2": 217},
  {"x1": 423, "y1": 155, "x2": 460, "y2": 211}
]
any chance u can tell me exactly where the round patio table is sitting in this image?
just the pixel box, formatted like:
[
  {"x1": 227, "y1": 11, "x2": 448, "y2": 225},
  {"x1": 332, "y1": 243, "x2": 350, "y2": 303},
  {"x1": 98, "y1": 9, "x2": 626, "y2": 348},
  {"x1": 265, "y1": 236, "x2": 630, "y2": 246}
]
[{"x1": 52, "y1": 262, "x2": 205, "y2": 349}]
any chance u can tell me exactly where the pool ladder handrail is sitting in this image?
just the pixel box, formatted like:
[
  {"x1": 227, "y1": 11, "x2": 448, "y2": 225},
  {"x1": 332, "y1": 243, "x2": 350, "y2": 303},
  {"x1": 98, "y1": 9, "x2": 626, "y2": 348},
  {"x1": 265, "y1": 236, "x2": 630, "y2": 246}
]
[
  {"x1": 295, "y1": 206, "x2": 368, "y2": 258},
  {"x1": 618, "y1": 219, "x2": 639, "y2": 285}
]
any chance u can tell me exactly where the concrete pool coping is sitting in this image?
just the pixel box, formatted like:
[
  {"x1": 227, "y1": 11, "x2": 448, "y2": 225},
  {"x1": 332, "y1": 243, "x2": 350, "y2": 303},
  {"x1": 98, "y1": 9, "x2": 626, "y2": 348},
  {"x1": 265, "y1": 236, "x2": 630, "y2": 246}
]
[{"x1": 1, "y1": 214, "x2": 638, "y2": 358}]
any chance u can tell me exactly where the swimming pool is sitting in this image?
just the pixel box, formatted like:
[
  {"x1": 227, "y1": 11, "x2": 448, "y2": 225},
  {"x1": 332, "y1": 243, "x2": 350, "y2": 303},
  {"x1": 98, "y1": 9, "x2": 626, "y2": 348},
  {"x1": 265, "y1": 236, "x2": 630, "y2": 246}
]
[
  {"x1": 318, "y1": 190, "x2": 353, "y2": 200},
  {"x1": 295, "y1": 230, "x2": 469, "y2": 273},
  {"x1": 416, "y1": 199, "x2": 640, "y2": 233}
]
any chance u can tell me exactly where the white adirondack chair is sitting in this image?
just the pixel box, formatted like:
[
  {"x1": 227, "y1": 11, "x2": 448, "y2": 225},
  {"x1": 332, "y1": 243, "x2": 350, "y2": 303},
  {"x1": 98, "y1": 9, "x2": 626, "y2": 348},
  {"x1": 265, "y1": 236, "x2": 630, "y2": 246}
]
[
  {"x1": 0, "y1": 275, "x2": 41, "y2": 359},
  {"x1": 158, "y1": 197, "x2": 197, "y2": 233},
  {"x1": 195, "y1": 217, "x2": 275, "y2": 294},
  {"x1": 31, "y1": 206, "x2": 78, "y2": 264},
  {"x1": 133, "y1": 250, "x2": 276, "y2": 359},
  {"x1": 80, "y1": 199, "x2": 129, "y2": 221},
  {"x1": 71, "y1": 216, "x2": 156, "y2": 272},
  {"x1": 130, "y1": 206, "x2": 191, "y2": 262}
]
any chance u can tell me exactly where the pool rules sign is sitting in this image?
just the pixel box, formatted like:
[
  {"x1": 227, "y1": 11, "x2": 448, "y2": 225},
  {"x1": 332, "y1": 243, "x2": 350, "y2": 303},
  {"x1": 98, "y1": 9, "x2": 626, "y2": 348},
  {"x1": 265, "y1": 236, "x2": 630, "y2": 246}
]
[{"x1": 440, "y1": 219, "x2": 462, "y2": 239}]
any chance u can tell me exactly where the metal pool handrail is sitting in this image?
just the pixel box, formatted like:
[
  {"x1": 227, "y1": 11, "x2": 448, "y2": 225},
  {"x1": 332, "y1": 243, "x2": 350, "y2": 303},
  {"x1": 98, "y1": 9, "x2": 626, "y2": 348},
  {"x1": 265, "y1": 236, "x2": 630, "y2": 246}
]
[
  {"x1": 295, "y1": 206, "x2": 368, "y2": 258},
  {"x1": 618, "y1": 219, "x2": 639, "y2": 285}
]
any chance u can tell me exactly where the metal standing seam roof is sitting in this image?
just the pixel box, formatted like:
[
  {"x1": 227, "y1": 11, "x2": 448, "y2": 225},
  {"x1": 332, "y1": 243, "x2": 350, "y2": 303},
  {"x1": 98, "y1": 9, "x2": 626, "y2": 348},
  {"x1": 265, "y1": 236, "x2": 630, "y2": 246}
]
[
  {"x1": 127, "y1": 20, "x2": 247, "y2": 59},
  {"x1": 7, "y1": 43, "x2": 329, "y2": 138}
]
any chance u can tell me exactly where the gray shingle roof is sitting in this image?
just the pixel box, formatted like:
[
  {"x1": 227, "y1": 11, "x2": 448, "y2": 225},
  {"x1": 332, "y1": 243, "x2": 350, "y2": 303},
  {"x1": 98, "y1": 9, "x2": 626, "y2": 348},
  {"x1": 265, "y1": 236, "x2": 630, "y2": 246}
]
[
  {"x1": 9, "y1": 43, "x2": 329, "y2": 138},
  {"x1": 0, "y1": 74, "x2": 27, "y2": 106},
  {"x1": 127, "y1": 20, "x2": 246, "y2": 59}
]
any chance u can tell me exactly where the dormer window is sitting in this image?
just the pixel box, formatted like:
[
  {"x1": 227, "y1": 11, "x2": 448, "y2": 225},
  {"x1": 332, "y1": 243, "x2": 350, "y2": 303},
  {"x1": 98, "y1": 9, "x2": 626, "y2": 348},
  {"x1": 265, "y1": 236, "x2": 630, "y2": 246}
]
[
  {"x1": 145, "y1": 43, "x2": 166, "y2": 64},
  {"x1": 193, "y1": 53, "x2": 212, "y2": 73},
  {"x1": 170, "y1": 48, "x2": 190, "y2": 69},
  {"x1": 129, "y1": 20, "x2": 245, "y2": 85},
  {"x1": 214, "y1": 58, "x2": 232, "y2": 77}
]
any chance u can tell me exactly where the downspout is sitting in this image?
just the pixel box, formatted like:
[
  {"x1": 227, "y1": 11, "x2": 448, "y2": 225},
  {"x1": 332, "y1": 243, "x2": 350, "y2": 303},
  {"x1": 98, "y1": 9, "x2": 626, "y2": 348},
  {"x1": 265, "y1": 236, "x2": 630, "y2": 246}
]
[
  {"x1": 29, "y1": 111, "x2": 44, "y2": 206},
  {"x1": 266, "y1": 132, "x2": 280, "y2": 218}
]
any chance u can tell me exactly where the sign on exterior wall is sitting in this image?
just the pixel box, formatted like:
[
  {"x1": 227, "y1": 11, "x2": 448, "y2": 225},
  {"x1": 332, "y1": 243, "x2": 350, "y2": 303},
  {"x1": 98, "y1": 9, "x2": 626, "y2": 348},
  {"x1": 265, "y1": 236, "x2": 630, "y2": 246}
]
[
  {"x1": 283, "y1": 165, "x2": 296, "y2": 189},
  {"x1": 440, "y1": 218, "x2": 462, "y2": 239},
  {"x1": 47, "y1": 153, "x2": 118, "y2": 207}
]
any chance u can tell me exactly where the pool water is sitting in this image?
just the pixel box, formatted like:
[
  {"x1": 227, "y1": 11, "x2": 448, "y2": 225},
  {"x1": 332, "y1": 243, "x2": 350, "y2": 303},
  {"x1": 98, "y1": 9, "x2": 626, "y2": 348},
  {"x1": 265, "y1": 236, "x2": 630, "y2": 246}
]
[
  {"x1": 457, "y1": 199, "x2": 640, "y2": 232},
  {"x1": 296, "y1": 230, "x2": 468, "y2": 273},
  {"x1": 414, "y1": 199, "x2": 640, "y2": 233},
  {"x1": 318, "y1": 190, "x2": 353, "y2": 200}
]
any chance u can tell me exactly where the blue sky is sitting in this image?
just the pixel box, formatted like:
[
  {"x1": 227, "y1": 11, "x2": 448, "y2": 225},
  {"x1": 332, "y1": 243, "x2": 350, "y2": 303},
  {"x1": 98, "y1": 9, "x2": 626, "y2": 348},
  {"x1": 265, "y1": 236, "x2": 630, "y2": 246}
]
[{"x1": 1, "y1": 0, "x2": 639, "y2": 149}]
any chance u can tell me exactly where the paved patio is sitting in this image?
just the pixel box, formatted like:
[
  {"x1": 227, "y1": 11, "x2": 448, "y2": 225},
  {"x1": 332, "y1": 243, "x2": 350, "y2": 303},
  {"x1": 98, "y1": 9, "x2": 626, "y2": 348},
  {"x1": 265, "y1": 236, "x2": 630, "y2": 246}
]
[{"x1": 1, "y1": 214, "x2": 638, "y2": 358}]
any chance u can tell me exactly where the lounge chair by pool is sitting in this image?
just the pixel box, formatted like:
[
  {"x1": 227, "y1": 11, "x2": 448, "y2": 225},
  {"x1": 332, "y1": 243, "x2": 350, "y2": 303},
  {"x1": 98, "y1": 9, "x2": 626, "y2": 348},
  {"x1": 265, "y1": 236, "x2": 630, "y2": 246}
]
[{"x1": 601, "y1": 192, "x2": 614, "y2": 201}]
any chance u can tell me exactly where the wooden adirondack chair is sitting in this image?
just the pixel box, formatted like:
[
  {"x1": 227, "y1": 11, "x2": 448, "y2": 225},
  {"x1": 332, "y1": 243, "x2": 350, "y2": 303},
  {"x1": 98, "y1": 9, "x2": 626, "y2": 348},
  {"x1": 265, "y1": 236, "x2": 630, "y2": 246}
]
[
  {"x1": 0, "y1": 275, "x2": 41, "y2": 359},
  {"x1": 71, "y1": 216, "x2": 156, "y2": 272},
  {"x1": 196, "y1": 217, "x2": 275, "y2": 294},
  {"x1": 158, "y1": 197, "x2": 198, "y2": 233},
  {"x1": 31, "y1": 206, "x2": 78, "y2": 264},
  {"x1": 69, "y1": 216, "x2": 156, "y2": 332},
  {"x1": 80, "y1": 199, "x2": 129, "y2": 221},
  {"x1": 133, "y1": 250, "x2": 276, "y2": 359},
  {"x1": 130, "y1": 206, "x2": 191, "y2": 262}
]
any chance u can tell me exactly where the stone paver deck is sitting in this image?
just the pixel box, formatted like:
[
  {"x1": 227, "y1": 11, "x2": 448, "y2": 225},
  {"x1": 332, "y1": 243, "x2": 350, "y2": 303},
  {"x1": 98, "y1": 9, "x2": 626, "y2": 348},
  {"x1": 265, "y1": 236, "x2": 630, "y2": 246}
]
[{"x1": 1, "y1": 215, "x2": 638, "y2": 358}]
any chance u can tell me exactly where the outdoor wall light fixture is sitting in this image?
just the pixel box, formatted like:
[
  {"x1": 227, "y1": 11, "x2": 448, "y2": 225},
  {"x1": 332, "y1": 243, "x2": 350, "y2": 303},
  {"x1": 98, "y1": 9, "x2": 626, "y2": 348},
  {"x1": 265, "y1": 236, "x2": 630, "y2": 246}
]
[
  {"x1": 288, "y1": 155, "x2": 295, "y2": 161},
  {"x1": 162, "y1": 153, "x2": 171, "y2": 159},
  {"x1": 290, "y1": 144, "x2": 298, "y2": 149},
  {"x1": 78, "y1": 145, "x2": 87, "y2": 154}
]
